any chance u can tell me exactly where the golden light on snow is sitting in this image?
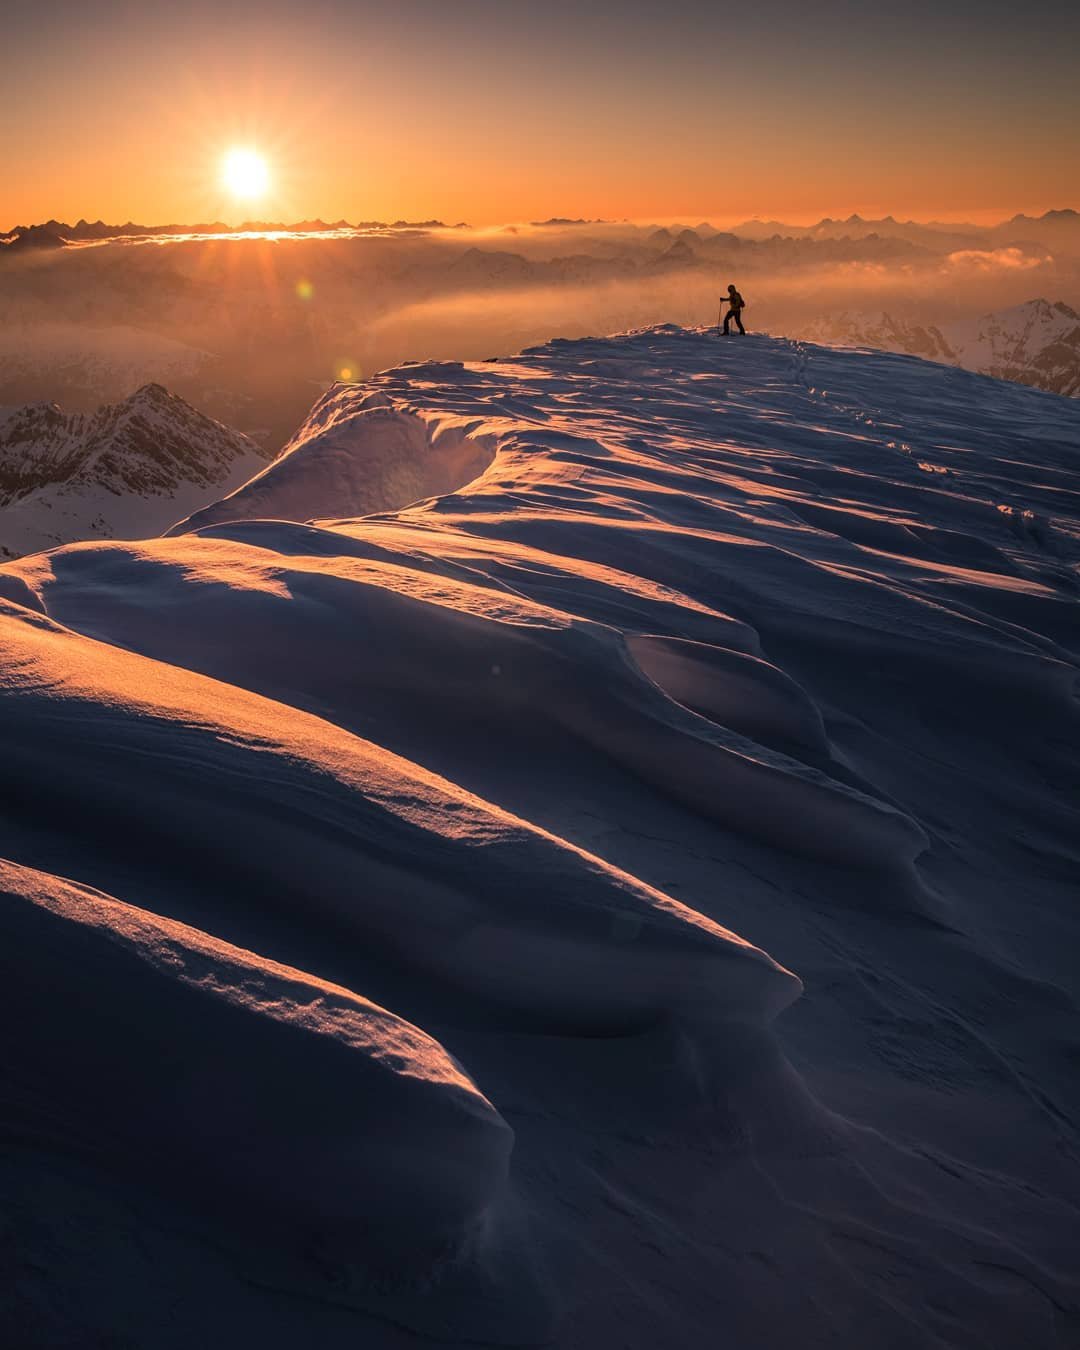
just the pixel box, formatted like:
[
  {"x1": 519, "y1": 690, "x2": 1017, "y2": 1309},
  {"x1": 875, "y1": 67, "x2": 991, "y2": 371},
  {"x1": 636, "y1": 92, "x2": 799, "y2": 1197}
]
[{"x1": 222, "y1": 148, "x2": 270, "y2": 200}]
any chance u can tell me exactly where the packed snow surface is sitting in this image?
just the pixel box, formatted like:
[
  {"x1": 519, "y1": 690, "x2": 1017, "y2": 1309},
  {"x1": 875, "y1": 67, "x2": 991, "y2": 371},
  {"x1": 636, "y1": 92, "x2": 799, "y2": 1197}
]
[{"x1": 2, "y1": 326, "x2": 1079, "y2": 1348}]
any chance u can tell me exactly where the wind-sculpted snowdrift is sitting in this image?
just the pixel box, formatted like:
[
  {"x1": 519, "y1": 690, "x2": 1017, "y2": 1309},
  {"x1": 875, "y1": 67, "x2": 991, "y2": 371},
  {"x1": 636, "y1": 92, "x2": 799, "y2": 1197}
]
[
  {"x1": 2, "y1": 327, "x2": 1079, "y2": 1349},
  {"x1": 9, "y1": 538, "x2": 925, "y2": 868},
  {"x1": 0, "y1": 856, "x2": 511, "y2": 1249},
  {"x1": 0, "y1": 598, "x2": 799, "y2": 1031},
  {"x1": 171, "y1": 392, "x2": 498, "y2": 535}
]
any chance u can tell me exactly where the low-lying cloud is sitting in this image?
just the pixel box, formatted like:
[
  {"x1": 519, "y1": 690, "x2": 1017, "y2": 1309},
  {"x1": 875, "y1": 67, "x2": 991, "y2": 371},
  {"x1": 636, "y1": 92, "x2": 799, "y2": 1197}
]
[
  {"x1": 2, "y1": 217, "x2": 1077, "y2": 446},
  {"x1": 945, "y1": 246, "x2": 1050, "y2": 271}
]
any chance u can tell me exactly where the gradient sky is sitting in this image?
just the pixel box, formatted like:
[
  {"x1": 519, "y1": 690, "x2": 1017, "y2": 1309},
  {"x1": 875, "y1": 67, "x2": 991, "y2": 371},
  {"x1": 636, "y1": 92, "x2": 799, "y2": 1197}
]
[{"x1": 4, "y1": 0, "x2": 1078, "y2": 228}]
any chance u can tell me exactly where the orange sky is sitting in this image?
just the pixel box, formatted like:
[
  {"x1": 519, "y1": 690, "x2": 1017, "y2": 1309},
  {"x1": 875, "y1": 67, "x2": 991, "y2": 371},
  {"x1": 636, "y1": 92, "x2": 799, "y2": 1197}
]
[{"x1": 4, "y1": 1, "x2": 1078, "y2": 229}]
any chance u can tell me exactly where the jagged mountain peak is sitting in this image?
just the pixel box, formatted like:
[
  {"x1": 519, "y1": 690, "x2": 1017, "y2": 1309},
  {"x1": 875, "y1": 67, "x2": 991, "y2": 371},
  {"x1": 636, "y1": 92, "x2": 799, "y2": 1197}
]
[
  {"x1": 0, "y1": 385, "x2": 270, "y2": 558},
  {"x1": 129, "y1": 381, "x2": 171, "y2": 402}
]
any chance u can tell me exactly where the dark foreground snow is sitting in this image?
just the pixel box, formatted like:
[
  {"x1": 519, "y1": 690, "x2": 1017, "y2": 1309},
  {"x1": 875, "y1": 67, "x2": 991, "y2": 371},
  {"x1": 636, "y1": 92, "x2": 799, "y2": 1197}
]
[{"x1": 1, "y1": 327, "x2": 1078, "y2": 1348}]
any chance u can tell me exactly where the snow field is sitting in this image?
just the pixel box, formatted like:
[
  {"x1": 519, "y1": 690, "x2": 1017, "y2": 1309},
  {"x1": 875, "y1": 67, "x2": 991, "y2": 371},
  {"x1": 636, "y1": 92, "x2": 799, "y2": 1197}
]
[{"x1": 3, "y1": 326, "x2": 1078, "y2": 1347}]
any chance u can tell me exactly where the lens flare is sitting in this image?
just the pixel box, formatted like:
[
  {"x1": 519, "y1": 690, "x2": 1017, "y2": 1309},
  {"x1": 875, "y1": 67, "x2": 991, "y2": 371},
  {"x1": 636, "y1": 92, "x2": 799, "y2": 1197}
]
[{"x1": 296, "y1": 279, "x2": 314, "y2": 300}]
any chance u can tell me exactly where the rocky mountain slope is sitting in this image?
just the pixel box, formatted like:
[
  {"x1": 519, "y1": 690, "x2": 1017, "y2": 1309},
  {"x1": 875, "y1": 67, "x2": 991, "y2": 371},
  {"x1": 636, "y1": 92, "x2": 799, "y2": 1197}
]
[
  {"x1": 0, "y1": 383, "x2": 269, "y2": 557},
  {"x1": 801, "y1": 298, "x2": 1080, "y2": 397}
]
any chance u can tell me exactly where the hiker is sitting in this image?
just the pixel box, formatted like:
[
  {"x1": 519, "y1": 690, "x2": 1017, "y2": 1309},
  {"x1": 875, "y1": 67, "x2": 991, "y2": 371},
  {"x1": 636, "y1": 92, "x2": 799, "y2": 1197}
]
[{"x1": 720, "y1": 284, "x2": 746, "y2": 335}]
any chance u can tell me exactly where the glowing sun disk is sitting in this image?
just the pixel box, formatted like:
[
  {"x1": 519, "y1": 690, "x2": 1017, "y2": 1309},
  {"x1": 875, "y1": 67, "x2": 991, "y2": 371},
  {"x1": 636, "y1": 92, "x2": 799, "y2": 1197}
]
[{"x1": 223, "y1": 148, "x2": 270, "y2": 199}]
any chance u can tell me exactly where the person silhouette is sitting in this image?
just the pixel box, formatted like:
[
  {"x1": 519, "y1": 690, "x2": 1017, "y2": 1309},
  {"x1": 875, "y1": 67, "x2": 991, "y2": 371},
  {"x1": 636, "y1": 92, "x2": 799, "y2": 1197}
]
[{"x1": 720, "y1": 284, "x2": 746, "y2": 335}]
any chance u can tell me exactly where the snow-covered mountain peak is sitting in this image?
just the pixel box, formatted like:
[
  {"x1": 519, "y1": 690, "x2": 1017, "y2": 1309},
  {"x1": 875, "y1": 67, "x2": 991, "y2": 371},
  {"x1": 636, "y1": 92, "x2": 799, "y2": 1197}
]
[
  {"x1": 125, "y1": 381, "x2": 172, "y2": 406},
  {"x1": 0, "y1": 384, "x2": 270, "y2": 557},
  {"x1": 801, "y1": 296, "x2": 1080, "y2": 397}
]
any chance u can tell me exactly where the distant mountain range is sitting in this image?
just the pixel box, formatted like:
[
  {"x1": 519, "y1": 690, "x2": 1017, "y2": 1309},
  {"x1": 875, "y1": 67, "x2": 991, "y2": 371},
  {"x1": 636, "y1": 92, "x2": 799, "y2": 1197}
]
[
  {"x1": 0, "y1": 218, "x2": 471, "y2": 247},
  {"x1": 800, "y1": 299, "x2": 1080, "y2": 399},
  {"x1": 4, "y1": 208, "x2": 1077, "y2": 253},
  {"x1": 729, "y1": 209, "x2": 1080, "y2": 252},
  {"x1": 0, "y1": 384, "x2": 270, "y2": 558}
]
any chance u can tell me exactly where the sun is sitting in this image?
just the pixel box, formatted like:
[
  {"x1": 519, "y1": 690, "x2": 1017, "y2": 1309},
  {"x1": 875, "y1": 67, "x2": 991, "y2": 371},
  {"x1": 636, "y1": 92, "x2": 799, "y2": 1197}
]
[{"x1": 222, "y1": 148, "x2": 270, "y2": 200}]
